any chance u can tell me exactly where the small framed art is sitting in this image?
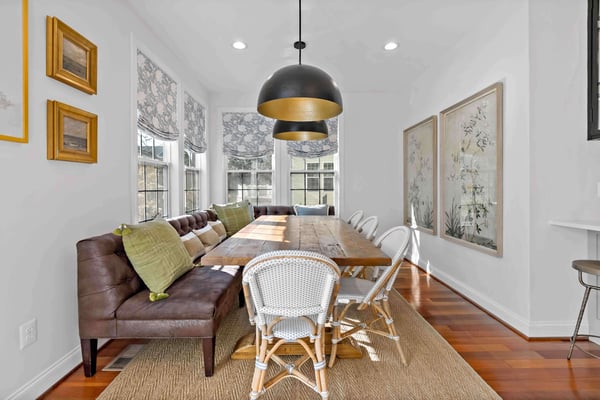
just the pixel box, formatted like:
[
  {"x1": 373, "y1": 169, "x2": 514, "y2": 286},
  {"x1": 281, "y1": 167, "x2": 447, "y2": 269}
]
[
  {"x1": 47, "y1": 100, "x2": 97, "y2": 163},
  {"x1": 46, "y1": 16, "x2": 97, "y2": 94}
]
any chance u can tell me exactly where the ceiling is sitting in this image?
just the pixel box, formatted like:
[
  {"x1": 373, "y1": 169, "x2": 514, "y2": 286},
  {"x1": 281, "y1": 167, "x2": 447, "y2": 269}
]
[{"x1": 124, "y1": 0, "x2": 509, "y2": 95}]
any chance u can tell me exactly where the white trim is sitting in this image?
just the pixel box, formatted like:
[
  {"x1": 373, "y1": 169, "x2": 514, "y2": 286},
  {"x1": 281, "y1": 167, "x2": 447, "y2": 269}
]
[
  {"x1": 415, "y1": 258, "x2": 583, "y2": 338},
  {"x1": 6, "y1": 339, "x2": 109, "y2": 400}
]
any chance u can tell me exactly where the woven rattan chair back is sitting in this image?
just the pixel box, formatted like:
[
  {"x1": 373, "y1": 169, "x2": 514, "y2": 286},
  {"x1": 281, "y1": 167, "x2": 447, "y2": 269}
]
[
  {"x1": 242, "y1": 250, "x2": 341, "y2": 400},
  {"x1": 329, "y1": 226, "x2": 411, "y2": 368}
]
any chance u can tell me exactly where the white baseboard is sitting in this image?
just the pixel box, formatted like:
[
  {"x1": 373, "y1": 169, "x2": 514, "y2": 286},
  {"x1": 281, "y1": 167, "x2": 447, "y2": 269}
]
[
  {"x1": 6, "y1": 339, "x2": 109, "y2": 400},
  {"x1": 419, "y1": 262, "x2": 579, "y2": 338}
]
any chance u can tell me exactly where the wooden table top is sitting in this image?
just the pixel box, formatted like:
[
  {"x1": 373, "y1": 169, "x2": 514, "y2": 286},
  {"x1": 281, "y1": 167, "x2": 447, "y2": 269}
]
[{"x1": 200, "y1": 215, "x2": 391, "y2": 267}]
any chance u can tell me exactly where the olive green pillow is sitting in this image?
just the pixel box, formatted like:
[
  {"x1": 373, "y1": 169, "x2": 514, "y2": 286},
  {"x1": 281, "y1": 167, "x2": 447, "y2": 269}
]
[
  {"x1": 115, "y1": 219, "x2": 193, "y2": 301},
  {"x1": 212, "y1": 202, "x2": 253, "y2": 236}
]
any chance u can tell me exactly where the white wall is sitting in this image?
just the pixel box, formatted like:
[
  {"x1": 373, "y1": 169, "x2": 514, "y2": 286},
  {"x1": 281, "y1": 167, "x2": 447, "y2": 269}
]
[
  {"x1": 208, "y1": 91, "x2": 407, "y2": 232},
  {"x1": 405, "y1": 0, "x2": 600, "y2": 338},
  {"x1": 1, "y1": 1, "x2": 208, "y2": 398},
  {"x1": 529, "y1": 0, "x2": 600, "y2": 335},
  {"x1": 404, "y1": 0, "x2": 533, "y2": 333}
]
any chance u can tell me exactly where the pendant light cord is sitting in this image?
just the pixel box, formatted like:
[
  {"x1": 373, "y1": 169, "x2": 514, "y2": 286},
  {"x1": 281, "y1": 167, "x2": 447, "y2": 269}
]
[{"x1": 298, "y1": 0, "x2": 302, "y2": 65}]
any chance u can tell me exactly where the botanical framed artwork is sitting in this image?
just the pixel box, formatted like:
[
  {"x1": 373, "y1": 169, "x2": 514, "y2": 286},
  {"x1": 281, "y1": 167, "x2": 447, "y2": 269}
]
[
  {"x1": 0, "y1": 0, "x2": 28, "y2": 143},
  {"x1": 47, "y1": 100, "x2": 97, "y2": 163},
  {"x1": 440, "y1": 82, "x2": 503, "y2": 256},
  {"x1": 46, "y1": 16, "x2": 97, "y2": 94},
  {"x1": 403, "y1": 115, "x2": 437, "y2": 235}
]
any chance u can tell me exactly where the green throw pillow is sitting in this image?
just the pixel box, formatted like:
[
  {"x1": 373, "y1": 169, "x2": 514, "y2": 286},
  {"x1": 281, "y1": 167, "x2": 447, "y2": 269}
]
[
  {"x1": 212, "y1": 203, "x2": 253, "y2": 236},
  {"x1": 115, "y1": 219, "x2": 193, "y2": 301}
]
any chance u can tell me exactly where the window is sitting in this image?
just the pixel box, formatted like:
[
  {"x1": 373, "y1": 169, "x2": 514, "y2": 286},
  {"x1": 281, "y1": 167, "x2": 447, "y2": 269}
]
[
  {"x1": 227, "y1": 155, "x2": 273, "y2": 206},
  {"x1": 137, "y1": 130, "x2": 169, "y2": 222},
  {"x1": 290, "y1": 155, "x2": 336, "y2": 206},
  {"x1": 184, "y1": 149, "x2": 200, "y2": 214},
  {"x1": 589, "y1": 0, "x2": 600, "y2": 140}
]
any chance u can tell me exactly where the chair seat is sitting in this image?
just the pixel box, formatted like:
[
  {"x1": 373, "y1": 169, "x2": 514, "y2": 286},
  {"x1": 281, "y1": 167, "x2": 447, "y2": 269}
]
[
  {"x1": 336, "y1": 277, "x2": 383, "y2": 303},
  {"x1": 572, "y1": 259, "x2": 600, "y2": 276}
]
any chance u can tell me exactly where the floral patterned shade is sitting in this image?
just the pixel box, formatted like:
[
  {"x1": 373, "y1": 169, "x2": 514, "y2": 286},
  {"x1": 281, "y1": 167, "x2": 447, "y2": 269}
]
[
  {"x1": 136, "y1": 49, "x2": 179, "y2": 141},
  {"x1": 222, "y1": 111, "x2": 274, "y2": 158},
  {"x1": 184, "y1": 92, "x2": 207, "y2": 153},
  {"x1": 286, "y1": 118, "x2": 338, "y2": 158}
]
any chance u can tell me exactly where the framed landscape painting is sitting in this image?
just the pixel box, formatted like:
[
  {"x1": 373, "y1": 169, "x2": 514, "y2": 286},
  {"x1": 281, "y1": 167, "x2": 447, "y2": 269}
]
[
  {"x1": 47, "y1": 100, "x2": 97, "y2": 163},
  {"x1": 0, "y1": 0, "x2": 28, "y2": 143},
  {"x1": 440, "y1": 82, "x2": 503, "y2": 256},
  {"x1": 46, "y1": 16, "x2": 97, "y2": 94},
  {"x1": 403, "y1": 115, "x2": 437, "y2": 234}
]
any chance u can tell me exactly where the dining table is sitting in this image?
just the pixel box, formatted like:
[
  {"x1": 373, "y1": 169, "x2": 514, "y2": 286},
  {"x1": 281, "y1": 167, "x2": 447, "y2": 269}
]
[{"x1": 200, "y1": 214, "x2": 392, "y2": 360}]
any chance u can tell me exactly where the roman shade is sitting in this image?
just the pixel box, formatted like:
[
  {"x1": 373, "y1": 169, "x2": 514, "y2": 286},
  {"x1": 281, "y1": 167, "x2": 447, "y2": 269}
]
[
  {"x1": 286, "y1": 118, "x2": 338, "y2": 158},
  {"x1": 184, "y1": 92, "x2": 207, "y2": 153},
  {"x1": 136, "y1": 49, "x2": 179, "y2": 141},
  {"x1": 222, "y1": 111, "x2": 275, "y2": 158}
]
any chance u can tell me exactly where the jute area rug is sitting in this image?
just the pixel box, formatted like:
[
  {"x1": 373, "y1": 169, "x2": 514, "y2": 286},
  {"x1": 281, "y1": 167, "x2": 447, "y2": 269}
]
[{"x1": 98, "y1": 290, "x2": 501, "y2": 400}]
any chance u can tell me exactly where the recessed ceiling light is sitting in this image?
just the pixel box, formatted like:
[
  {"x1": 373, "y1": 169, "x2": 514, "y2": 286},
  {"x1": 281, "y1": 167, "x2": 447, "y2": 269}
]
[
  {"x1": 232, "y1": 41, "x2": 247, "y2": 50},
  {"x1": 384, "y1": 41, "x2": 398, "y2": 51}
]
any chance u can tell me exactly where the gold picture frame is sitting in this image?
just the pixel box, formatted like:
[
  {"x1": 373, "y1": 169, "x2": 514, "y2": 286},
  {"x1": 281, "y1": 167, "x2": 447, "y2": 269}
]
[
  {"x1": 0, "y1": 0, "x2": 28, "y2": 143},
  {"x1": 46, "y1": 16, "x2": 97, "y2": 94},
  {"x1": 439, "y1": 82, "x2": 503, "y2": 257},
  {"x1": 403, "y1": 115, "x2": 437, "y2": 235},
  {"x1": 47, "y1": 100, "x2": 97, "y2": 163}
]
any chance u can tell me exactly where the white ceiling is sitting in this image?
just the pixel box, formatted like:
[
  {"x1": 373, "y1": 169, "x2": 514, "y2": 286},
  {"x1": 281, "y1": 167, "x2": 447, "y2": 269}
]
[{"x1": 124, "y1": 0, "x2": 509, "y2": 95}]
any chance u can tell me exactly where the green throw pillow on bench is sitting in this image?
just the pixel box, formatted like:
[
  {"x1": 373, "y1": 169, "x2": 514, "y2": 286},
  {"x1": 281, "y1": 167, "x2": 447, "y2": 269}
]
[
  {"x1": 114, "y1": 219, "x2": 193, "y2": 301},
  {"x1": 212, "y1": 200, "x2": 253, "y2": 236}
]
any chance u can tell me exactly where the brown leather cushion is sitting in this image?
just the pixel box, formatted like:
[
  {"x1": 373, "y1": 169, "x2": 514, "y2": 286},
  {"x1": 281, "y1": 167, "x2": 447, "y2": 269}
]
[{"x1": 117, "y1": 265, "x2": 242, "y2": 320}]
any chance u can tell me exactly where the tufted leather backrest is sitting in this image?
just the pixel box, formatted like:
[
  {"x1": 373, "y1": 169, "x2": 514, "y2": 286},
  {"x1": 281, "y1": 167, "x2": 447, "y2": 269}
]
[{"x1": 77, "y1": 211, "x2": 211, "y2": 337}]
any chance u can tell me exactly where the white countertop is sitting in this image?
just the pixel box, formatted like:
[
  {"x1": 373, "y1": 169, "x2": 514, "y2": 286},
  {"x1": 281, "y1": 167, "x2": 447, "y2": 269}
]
[{"x1": 549, "y1": 220, "x2": 600, "y2": 232}]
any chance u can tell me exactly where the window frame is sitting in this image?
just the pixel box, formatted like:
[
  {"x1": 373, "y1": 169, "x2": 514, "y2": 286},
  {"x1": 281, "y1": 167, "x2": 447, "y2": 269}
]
[
  {"x1": 225, "y1": 155, "x2": 274, "y2": 206},
  {"x1": 137, "y1": 158, "x2": 170, "y2": 222},
  {"x1": 289, "y1": 154, "x2": 338, "y2": 207},
  {"x1": 589, "y1": 0, "x2": 600, "y2": 140}
]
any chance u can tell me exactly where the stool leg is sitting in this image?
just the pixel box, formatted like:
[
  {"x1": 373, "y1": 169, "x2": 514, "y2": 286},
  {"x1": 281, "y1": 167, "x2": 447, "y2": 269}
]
[{"x1": 568, "y1": 287, "x2": 591, "y2": 360}]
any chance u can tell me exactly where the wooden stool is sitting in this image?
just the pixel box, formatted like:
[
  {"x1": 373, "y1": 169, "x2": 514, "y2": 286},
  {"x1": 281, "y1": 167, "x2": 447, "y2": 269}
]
[{"x1": 567, "y1": 259, "x2": 600, "y2": 360}]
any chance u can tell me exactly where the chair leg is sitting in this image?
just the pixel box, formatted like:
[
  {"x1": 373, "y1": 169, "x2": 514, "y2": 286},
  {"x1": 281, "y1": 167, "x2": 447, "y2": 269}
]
[
  {"x1": 380, "y1": 299, "x2": 407, "y2": 366},
  {"x1": 314, "y1": 331, "x2": 329, "y2": 399},
  {"x1": 568, "y1": 287, "x2": 592, "y2": 360},
  {"x1": 250, "y1": 334, "x2": 269, "y2": 399},
  {"x1": 202, "y1": 336, "x2": 216, "y2": 377},
  {"x1": 80, "y1": 338, "x2": 98, "y2": 377},
  {"x1": 328, "y1": 305, "x2": 340, "y2": 368}
]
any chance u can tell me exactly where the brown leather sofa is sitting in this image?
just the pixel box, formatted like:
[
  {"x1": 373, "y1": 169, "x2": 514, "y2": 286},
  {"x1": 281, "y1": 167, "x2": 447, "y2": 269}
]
[
  {"x1": 76, "y1": 205, "x2": 335, "y2": 378},
  {"x1": 76, "y1": 211, "x2": 243, "y2": 378}
]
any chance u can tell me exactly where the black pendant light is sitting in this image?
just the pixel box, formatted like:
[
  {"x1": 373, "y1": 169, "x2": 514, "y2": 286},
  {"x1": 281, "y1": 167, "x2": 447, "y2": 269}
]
[
  {"x1": 257, "y1": 0, "x2": 343, "y2": 122},
  {"x1": 273, "y1": 119, "x2": 328, "y2": 141}
]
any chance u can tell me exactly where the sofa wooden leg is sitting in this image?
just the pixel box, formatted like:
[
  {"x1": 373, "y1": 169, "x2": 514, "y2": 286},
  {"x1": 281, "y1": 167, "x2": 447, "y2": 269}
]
[
  {"x1": 238, "y1": 289, "x2": 245, "y2": 308},
  {"x1": 80, "y1": 338, "x2": 98, "y2": 377},
  {"x1": 202, "y1": 336, "x2": 216, "y2": 377}
]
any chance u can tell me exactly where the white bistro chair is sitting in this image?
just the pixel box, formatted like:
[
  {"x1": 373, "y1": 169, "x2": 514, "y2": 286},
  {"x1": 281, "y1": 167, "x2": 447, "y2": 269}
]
[
  {"x1": 356, "y1": 215, "x2": 378, "y2": 241},
  {"x1": 242, "y1": 250, "x2": 341, "y2": 399},
  {"x1": 328, "y1": 226, "x2": 410, "y2": 368},
  {"x1": 346, "y1": 209, "x2": 364, "y2": 229},
  {"x1": 344, "y1": 215, "x2": 379, "y2": 278}
]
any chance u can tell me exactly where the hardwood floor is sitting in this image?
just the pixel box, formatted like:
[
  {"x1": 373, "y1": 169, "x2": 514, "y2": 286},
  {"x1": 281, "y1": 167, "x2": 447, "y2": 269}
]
[{"x1": 39, "y1": 262, "x2": 600, "y2": 399}]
